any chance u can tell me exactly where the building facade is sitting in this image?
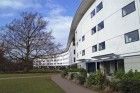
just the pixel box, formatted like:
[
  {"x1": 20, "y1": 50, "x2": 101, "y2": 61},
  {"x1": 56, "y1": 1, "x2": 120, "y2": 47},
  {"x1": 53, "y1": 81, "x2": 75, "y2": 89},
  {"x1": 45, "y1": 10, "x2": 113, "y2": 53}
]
[
  {"x1": 33, "y1": 51, "x2": 70, "y2": 68},
  {"x1": 69, "y1": 0, "x2": 140, "y2": 74},
  {"x1": 34, "y1": 0, "x2": 140, "y2": 74}
]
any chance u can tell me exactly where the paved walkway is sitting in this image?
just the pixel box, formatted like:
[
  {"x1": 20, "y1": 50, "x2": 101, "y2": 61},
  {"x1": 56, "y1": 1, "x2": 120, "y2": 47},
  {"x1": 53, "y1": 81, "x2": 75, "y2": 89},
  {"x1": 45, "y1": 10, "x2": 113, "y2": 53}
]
[{"x1": 51, "y1": 74, "x2": 97, "y2": 93}]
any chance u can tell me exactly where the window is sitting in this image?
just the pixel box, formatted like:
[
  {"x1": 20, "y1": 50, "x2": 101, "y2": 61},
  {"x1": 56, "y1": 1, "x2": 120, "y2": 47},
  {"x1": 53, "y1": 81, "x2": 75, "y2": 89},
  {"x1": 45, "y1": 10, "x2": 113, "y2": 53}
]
[
  {"x1": 124, "y1": 30, "x2": 139, "y2": 43},
  {"x1": 74, "y1": 50, "x2": 75, "y2": 54},
  {"x1": 91, "y1": 9, "x2": 95, "y2": 18},
  {"x1": 91, "y1": 26, "x2": 96, "y2": 35},
  {"x1": 82, "y1": 50, "x2": 85, "y2": 56},
  {"x1": 73, "y1": 41, "x2": 75, "y2": 46},
  {"x1": 122, "y1": 1, "x2": 136, "y2": 17},
  {"x1": 96, "y1": 2, "x2": 103, "y2": 13},
  {"x1": 99, "y1": 41, "x2": 105, "y2": 51},
  {"x1": 98, "y1": 21, "x2": 104, "y2": 31},
  {"x1": 74, "y1": 57, "x2": 76, "y2": 62},
  {"x1": 92, "y1": 45, "x2": 97, "y2": 52},
  {"x1": 82, "y1": 35, "x2": 85, "y2": 41}
]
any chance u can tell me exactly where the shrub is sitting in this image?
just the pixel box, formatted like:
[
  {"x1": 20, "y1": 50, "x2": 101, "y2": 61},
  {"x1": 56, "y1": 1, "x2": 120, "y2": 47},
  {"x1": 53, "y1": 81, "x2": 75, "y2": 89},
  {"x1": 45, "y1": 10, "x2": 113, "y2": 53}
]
[
  {"x1": 86, "y1": 71, "x2": 106, "y2": 89},
  {"x1": 118, "y1": 80, "x2": 140, "y2": 93},
  {"x1": 113, "y1": 69, "x2": 140, "y2": 93},
  {"x1": 109, "y1": 80, "x2": 119, "y2": 92},
  {"x1": 114, "y1": 70, "x2": 125, "y2": 79},
  {"x1": 79, "y1": 68, "x2": 87, "y2": 78},
  {"x1": 69, "y1": 73, "x2": 75, "y2": 80},
  {"x1": 61, "y1": 69, "x2": 68, "y2": 78},
  {"x1": 77, "y1": 75, "x2": 86, "y2": 85},
  {"x1": 86, "y1": 73, "x2": 96, "y2": 87}
]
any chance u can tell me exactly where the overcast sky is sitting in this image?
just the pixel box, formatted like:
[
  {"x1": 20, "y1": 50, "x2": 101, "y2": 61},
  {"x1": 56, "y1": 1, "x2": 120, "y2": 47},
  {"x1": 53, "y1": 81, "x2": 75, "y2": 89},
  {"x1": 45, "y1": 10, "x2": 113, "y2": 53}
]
[{"x1": 0, "y1": 0, "x2": 81, "y2": 48}]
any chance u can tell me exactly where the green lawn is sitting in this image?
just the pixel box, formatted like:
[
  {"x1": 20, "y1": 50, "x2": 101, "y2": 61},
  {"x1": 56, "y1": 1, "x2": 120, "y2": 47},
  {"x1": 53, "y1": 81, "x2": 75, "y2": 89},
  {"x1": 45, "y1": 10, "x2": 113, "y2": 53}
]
[{"x1": 0, "y1": 74, "x2": 64, "y2": 93}]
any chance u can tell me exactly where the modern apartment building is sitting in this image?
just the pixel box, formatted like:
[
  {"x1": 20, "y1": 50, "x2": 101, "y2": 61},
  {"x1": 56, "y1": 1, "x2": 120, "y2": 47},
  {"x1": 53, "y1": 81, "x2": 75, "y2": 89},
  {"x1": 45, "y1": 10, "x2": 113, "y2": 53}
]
[
  {"x1": 34, "y1": 0, "x2": 140, "y2": 74},
  {"x1": 68, "y1": 0, "x2": 140, "y2": 74},
  {"x1": 33, "y1": 51, "x2": 70, "y2": 68}
]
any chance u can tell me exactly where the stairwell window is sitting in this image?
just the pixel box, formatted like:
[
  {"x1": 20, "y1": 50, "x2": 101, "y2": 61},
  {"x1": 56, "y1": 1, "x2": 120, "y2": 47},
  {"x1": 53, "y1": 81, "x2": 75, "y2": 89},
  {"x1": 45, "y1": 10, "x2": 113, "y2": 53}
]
[
  {"x1": 98, "y1": 21, "x2": 104, "y2": 31},
  {"x1": 99, "y1": 41, "x2": 105, "y2": 51},
  {"x1": 91, "y1": 9, "x2": 95, "y2": 18},
  {"x1": 122, "y1": 1, "x2": 136, "y2": 17},
  {"x1": 92, "y1": 45, "x2": 97, "y2": 52},
  {"x1": 124, "y1": 30, "x2": 139, "y2": 44},
  {"x1": 82, "y1": 50, "x2": 85, "y2": 56},
  {"x1": 82, "y1": 35, "x2": 85, "y2": 41},
  {"x1": 96, "y1": 2, "x2": 103, "y2": 13},
  {"x1": 91, "y1": 26, "x2": 96, "y2": 35}
]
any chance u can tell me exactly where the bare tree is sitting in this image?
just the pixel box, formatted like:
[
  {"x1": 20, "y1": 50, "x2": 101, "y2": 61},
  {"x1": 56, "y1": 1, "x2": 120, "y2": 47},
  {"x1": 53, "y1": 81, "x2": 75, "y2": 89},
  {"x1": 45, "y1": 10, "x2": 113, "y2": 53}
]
[{"x1": 1, "y1": 12, "x2": 61, "y2": 71}]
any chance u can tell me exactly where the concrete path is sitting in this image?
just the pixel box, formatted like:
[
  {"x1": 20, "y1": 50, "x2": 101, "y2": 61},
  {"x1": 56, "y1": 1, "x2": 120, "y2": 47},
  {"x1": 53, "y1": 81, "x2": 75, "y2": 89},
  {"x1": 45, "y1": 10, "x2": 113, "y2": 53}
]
[{"x1": 51, "y1": 74, "x2": 97, "y2": 93}]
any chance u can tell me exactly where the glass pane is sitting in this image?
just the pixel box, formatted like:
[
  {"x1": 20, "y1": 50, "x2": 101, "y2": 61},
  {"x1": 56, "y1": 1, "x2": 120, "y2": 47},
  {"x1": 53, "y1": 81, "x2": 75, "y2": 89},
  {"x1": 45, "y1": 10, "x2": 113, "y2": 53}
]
[
  {"x1": 96, "y1": 2, "x2": 103, "y2": 13},
  {"x1": 91, "y1": 9, "x2": 95, "y2": 18},
  {"x1": 92, "y1": 27, "x2": 96, "y2": 34},
  {"x1": 122, "y1": 1, "x2": 136, "y2": 17},
  {"x1": 98, "y1": 21, "x2": 104, "y2": 31},
  {"x1": 125, "y1": 30, "x2": 139, "y2": 43},
  {"x1": 92, "y1": 45, "x2": 97, "y2": 52},
  {"x1": 99, "y1": 42, "x2": 105, "y2": 51}
]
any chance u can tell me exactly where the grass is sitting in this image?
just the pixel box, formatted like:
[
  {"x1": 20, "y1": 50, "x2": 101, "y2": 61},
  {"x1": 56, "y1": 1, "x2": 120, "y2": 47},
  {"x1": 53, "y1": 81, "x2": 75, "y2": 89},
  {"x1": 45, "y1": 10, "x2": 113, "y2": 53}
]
[{"x1": 0, "y1": 74, "x2": 65, "y2": 93}]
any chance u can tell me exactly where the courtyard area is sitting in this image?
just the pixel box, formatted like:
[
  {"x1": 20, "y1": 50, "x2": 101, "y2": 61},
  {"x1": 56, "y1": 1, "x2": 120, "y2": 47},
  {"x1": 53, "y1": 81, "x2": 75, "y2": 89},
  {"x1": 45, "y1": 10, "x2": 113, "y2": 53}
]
[{"x1": 0, "y1": 74, "x2": 64, "y2": 93}]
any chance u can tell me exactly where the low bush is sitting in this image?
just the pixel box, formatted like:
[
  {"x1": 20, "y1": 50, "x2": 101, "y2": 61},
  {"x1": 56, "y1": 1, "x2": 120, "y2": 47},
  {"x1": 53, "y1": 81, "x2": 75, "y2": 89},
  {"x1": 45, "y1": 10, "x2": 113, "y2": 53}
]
[
  {"x1": 61, "y1": 69, "x2": 68, "y2": 78},
  {"x1": 118, "y1": 80, "x2": 140, "y2": 93},
  {"x1": 77, "y1": 75, "x2": 86, "y2": 85},
  {"x1": 114, "y1": 70, "x2": 125, "y2": 79},
  {"x1": 86, "y1": 73, "x2": 96, "y2": 87},
  {"x1": 109, "y1": 80, "x2": 119, "y2": 92},
  {"x1": 69, "y1": 73, "x2": 76, "y2": 80},
  {"x1": 79, "y1": 68, "x2": 87, "y2": 77},
  {"x1": 86, "y1": 71, "x2": 106, "y2": 89},
  {"x1": 113, "y1": 69, "x2": 140, "y2": 93}
]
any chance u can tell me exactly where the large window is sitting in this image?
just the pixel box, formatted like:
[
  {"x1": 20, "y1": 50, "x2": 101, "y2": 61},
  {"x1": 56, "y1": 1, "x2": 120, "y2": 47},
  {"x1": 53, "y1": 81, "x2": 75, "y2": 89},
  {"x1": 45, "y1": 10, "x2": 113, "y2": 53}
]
[
  {"x1": 99, "y1": 41, "x2": 105, "y2": 51},
  {"x1": 82, "y1": 35, "x2": 85, "y2": 41},
  {"x1": 98, "y1": 21, "x2": 104, "y2": 31},
  {"x1": 82, "y1": 50, "x2": 85, "y2": 56},
  {"x1": 96, "y1": 2, "x2": 103, "y2": 13},
  {"x1": 91, "y1": 26, "x2": 96, "y2": 35},
  {"x1": 124, "y1": 30, "x2": 139, "y2": 43},
  {"x1": 92, "y1": 45, "x2": 97, "y2": 52},
  {"x1": 122, "y1": 1, "x2": 136, "y2": 17},
  {"x1": 91, "y1": 9, "x2": 95, "y2": 18}
]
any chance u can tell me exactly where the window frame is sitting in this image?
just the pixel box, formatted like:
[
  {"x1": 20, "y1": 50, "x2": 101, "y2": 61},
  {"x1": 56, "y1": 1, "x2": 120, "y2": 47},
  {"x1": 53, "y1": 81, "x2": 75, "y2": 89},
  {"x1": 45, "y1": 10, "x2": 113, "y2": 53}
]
[
  {"x1": 124, "y1": 30, "x2": 139, "y2": 44},
  {"x1": 122, "y1": 1, "x2": 136, "y2": 17},
  {"x1": 91, "y1": 26, "x2": 96, "y2": 35},
  {"x1": 99, "y1": 41, "x2": 105, "y2": 51},
  {"x1": 92, "y1": 45, "x2": 97, "y2": 53},
  {"x1": 82, "y1": 35, "x2": 85, "y2": 42},
  {"x1": 98, "y1": 21, "x2": 104, "y2": 31},
  {"x1": 91, "y1": 9, "x2": 95, "y2": 18},
  {"x1": 82, "y1": 50, "x2": 85, "y2": 56},
  {"x1": 96, "y1": 2, "x2": 103, "y2": 13}
]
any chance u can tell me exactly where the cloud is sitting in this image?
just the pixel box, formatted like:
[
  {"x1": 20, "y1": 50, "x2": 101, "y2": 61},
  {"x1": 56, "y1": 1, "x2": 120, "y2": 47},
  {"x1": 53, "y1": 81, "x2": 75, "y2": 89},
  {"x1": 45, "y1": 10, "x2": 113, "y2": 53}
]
[
  {"x1": 0, "y1": 12, "x2": 15, "y2": 17},
  {"x1": 0, "y1": 0, "x2": 73, "y2": 48},
  {"x1": 45, "y1": 3, "x2": 72, "y2": 48},
  {"x1": 0, "y1": 0, "x2": 41, "y2": 9}
]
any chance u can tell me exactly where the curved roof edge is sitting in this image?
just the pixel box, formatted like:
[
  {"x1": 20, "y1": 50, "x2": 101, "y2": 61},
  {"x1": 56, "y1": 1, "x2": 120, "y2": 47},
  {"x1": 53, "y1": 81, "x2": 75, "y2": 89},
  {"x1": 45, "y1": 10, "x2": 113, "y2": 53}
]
[{"x1": 65, "y1": 0, "x2": 95, "y2": 51}]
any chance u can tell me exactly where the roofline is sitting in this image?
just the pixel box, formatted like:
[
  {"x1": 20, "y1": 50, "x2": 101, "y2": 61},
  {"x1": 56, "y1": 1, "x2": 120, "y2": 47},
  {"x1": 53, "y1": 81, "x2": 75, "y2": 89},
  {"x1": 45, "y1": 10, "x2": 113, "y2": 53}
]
[{"x1": 65, "y1": 0, "x2": 95, "y2": 51}]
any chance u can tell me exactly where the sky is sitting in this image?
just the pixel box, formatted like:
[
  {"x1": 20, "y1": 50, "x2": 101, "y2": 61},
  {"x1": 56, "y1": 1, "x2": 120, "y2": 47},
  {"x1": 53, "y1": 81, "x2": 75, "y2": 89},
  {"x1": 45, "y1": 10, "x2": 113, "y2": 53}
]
[{"x1": 0, "y1": 0, "x2": 81, "y2": 48}]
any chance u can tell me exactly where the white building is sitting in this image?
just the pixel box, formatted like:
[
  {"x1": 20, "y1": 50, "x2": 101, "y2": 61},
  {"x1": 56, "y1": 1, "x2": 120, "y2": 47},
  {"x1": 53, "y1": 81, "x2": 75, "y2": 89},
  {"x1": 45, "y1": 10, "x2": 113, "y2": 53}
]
[
  {"x1": 68, "y1": 0, "x2": 140, "y2": 74},
  {"x1": 33, "y1": 51, "x2": 70, "y2": 68},
  {"x1": 34, "y1": 0, "x2": 140, "y2": 74}
]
